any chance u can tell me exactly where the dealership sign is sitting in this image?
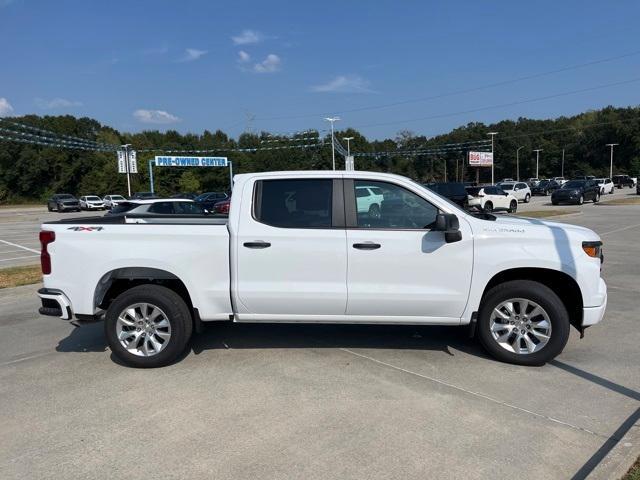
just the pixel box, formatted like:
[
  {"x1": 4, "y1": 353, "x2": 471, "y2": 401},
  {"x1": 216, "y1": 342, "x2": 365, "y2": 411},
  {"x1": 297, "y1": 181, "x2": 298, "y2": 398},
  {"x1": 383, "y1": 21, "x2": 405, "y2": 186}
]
[
  {"x1": 468, "y1": 151, "x2": 493, "y2": 167},
  {"x1": 154, "y1": 156, "x2": 228, "y2": 167}
]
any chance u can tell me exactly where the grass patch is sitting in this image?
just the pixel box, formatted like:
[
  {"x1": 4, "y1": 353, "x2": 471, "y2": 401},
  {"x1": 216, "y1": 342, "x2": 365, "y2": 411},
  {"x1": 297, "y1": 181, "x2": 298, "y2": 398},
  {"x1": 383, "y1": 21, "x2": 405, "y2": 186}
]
[
  {"x1": 601, "y1": 196, "x2": 640, "y2": 206},
  {"x1": 623, "y1": 456, "x2": 640, "y2": 480},
  {"x1": 0, "y1": 264, "x2": 42, "y2": 289},
  {"x1": 516, "y1": 209, "x2": 579, "y2": 218}
]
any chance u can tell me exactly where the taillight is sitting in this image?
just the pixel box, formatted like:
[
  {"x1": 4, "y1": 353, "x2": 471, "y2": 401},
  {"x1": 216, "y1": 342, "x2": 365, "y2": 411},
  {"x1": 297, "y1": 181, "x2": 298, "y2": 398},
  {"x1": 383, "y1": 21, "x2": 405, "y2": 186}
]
[{"x1": 39, "y1": 230, "x2": 55, "y2": 274}]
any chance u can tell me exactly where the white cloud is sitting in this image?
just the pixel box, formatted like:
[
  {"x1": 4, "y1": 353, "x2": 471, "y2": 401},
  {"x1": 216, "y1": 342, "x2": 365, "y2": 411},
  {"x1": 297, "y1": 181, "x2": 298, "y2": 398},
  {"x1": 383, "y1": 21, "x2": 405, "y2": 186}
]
[
  {"x1": 35, "y1": 98, "x2": 83, "y2": 109},
  {"x1": 133, "y1": 109, "x2": 181, "y2": 124},
  {"x1": 237, "y1": 50, "x2": 251, "y2": 63},
  {"x1": 0, "y1": 97, "x2": 14, "y2": 115},
  {"x1": 253, "y1": 54, "x2": 281, "y2": 73},
  {"x1": 232, "y1": 29, "x2": 263, "y2": 45},
  {"x1": 310, "y1": 75, "x2": 376, "y2": 94},
  {"x1": 180, "y1": 48, "x2": 208, "y2": 62}
]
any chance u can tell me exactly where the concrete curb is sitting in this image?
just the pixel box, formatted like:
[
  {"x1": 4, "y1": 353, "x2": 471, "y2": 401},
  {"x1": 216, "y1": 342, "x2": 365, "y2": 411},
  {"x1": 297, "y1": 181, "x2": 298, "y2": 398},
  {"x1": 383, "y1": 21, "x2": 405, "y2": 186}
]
[{"x1": 588, "y1": 414, "x2": 640, "y2": 479}]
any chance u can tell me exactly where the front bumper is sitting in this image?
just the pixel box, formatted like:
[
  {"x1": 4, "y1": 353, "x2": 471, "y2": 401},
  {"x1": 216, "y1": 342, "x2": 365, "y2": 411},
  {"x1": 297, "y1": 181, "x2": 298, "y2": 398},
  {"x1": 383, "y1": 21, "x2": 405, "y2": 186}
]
[
  {"x1": 37, "y1": 288, "x2": 73, "y2": 320},
  {"x1": 86, "y1": 204, "x2": 104, "y2": 209},
  {"x1": 582, "y1": 278, "x2": 607, "y2": 327}
]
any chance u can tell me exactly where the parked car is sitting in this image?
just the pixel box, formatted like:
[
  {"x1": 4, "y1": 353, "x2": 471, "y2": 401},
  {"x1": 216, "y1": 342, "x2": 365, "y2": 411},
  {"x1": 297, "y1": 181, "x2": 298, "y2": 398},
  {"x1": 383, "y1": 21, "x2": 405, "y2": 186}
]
[
  {"x1": 131, "y1": 192, "x2": 157, "y2": 200},
  {"x1": 355, "y1": 184, "x2": 386, "y2": 218},
  {"x1": 105, "y1": 199, "x2": 207, "y2": 218},
  {"x1": 501, "y1": 178, "x2": 514, "y2": 182},
  {"x1": 195, "y1": 192, "x2": 229, "y2": 211},
  {"x1": 551, "y1": 177, "x2": 567, "y2": 186},
  {"x1": 170, "y1": 192, "x2": 198, "y2": 200},
  {"x1": 531, "y1": 180, "x2": 561, "y2": 196},
  {"x1": 103, "y1": 195, "x2": 127, "y2": 210},
  {"x1": 551, "y1": 179, "x2": 600, "y2": 205},
  {"x1": 79, "y1": 195, "x2": 105, "y2": 210},
  {"x1": 612, "y1": 175, "x2": 635, "y2": 189},
  {"x1": 212, "y1": 198, "x2": 231, "y2": 215},
  {"x1": 527, "y1": 178, "x2": 540, "y2": 187},
  {"x1": 37, "y1": 170, "x2": 607, "y2": 368},
  {"x1": 46, "y1": 194, "x2": 80, "y2": 212},
  {"x1": 637, "y1": 181, "x2": 640, "y2": 195},
  {"x1": 497, "y1": 181, "x2": 531, "y2": 203},
  {"x1": 594, "y1": 178, "x2": 614, "y2": 195},
  {"x1": 423, "y1": 182, "x2": 469, "y2": 209},
  {"x1": 466, "y1": 185, "x2": 519, "y2": 213}
]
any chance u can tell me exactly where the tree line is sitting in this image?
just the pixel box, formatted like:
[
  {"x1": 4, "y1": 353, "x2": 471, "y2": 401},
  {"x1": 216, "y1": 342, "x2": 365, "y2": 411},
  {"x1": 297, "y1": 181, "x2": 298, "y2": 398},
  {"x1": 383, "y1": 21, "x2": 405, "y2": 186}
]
[{"x1": 0, "y1": 105, "x2": 639, "y2": 202}]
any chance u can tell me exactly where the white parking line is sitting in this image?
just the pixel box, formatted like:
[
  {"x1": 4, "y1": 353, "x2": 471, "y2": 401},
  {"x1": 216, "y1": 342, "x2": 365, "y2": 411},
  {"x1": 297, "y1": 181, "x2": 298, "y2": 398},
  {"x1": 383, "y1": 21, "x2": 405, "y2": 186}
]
[
  {"x1": 0, "y1": 239, "x2": 39, "y2": 254},
  {"x1": 600, "y1": 223, "x2": 640, "y2": 236},
  {"x1": 0, "y1": 255, "x2": 39, "y2": 262}
]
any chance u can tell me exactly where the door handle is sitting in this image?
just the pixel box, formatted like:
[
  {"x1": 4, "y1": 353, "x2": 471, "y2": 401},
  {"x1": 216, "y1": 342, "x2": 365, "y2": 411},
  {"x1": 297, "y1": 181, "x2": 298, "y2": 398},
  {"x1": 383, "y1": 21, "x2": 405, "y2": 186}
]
[
  {"x1": 353, "y1": 242, "x2": 381, "y2": 250},
  {"x1": 243, "y1": 241, "x2": 271, "y2": 249}
]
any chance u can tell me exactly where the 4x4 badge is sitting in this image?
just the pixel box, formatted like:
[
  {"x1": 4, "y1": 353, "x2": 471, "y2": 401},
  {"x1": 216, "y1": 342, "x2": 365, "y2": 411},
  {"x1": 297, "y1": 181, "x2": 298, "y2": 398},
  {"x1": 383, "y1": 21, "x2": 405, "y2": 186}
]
[{"x1": 67, "y1": 226, "x2": 104, "y2": 231}]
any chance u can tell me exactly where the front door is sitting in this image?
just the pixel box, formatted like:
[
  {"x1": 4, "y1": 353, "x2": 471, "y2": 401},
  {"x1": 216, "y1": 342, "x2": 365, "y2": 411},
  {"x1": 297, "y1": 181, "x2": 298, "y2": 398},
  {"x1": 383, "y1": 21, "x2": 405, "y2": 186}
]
[
  {"x1": 235, "y1": 177, "x2": 348, "y2": 318},
  {"x1": 344, "y1": 179, "x2": 473, "y2": 321}
]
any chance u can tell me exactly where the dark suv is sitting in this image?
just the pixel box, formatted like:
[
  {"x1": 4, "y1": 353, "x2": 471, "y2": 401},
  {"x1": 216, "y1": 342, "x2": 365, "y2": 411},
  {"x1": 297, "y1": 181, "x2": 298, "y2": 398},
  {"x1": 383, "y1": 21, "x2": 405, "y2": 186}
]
[
  {"x1": 612, "y1": 175, "x2": 635, "y2": 189},
  {"x1": 195, "y1": 191, "x2": 229, "y2": 211},
  {"x1": 423, "y1": 182, "x2": 469, "y2": 209},
  {"x1": 47, "y1": 194, "x2": 80, "y2": 212},
  {"x1": 551, "y1": 180, "x2": 600, "y2": 205}
]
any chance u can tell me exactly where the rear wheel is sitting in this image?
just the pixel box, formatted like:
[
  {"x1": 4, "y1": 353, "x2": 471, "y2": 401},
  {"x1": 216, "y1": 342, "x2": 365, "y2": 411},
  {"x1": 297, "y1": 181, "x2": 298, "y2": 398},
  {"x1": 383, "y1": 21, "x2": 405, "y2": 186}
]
[
  {"x1": 105, "y1": 285, "x2": 193, "y2": 368},
  {"x1": 524, "y1": 194, "x2": 531, "y2": 203},
  {"x1": 577, "y1": 195, "x2": 584, "y2": 205},
  {"x1": 368, "y1": 204, "x2": 381, "y2": 219},
  {"x1": 483, "y1": 201, "x2": 493, "y2": 213},
  {"x1": 508, "y1": 200, "x2": 518, "y2": 213},
  {"x1": 551, "y1": 200, "x2": 558, "y2": 205},
  {"x1": 477, "y1": 280, "x2": 570, "y2": 366},
  {"x1": 47, "y1": 204, "x2": 53, "y2": 212},
  {"x1": 594, "y1": 192, "x2": 600, "y2": 203}
]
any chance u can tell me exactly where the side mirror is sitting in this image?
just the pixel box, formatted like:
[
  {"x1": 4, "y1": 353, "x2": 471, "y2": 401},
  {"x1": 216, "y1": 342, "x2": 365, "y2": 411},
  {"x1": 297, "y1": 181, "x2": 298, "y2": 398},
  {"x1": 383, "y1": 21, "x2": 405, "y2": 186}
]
[{"x1": 434, "y1": 213, "x2": 462, "y2": 243}]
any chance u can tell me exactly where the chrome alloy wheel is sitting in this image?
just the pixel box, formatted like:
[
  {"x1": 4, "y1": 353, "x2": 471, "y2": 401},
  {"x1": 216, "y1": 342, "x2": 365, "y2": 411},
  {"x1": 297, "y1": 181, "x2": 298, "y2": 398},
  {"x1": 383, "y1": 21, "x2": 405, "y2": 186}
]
[
  {"x1": 116, "y1": 303, "x2": 171, "y2": 357},
  {"x1": 489, "y1": 298, "x2": 552, "y2": 354}
]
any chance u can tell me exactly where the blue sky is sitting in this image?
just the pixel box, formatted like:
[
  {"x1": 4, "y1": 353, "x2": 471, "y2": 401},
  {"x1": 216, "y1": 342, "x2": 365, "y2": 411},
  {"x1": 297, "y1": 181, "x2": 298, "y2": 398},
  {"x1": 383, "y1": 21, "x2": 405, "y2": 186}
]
[{"x1": 0, "y1": 0, "x2": 638, "y2": 139}]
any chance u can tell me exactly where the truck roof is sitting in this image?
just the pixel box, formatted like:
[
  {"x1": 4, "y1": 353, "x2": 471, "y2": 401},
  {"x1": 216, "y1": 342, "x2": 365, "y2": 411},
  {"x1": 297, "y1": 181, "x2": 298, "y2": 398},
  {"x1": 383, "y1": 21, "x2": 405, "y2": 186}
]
[{"x1": 233, "y1": 170, "x2": 415, "y2": 183}]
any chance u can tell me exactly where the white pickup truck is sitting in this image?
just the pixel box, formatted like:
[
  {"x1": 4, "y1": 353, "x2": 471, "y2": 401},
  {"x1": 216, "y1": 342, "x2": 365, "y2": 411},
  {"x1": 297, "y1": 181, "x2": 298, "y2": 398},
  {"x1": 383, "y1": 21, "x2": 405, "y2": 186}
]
[{"x1": 37, "y1": 171, "x2": 607, "y2": 368}]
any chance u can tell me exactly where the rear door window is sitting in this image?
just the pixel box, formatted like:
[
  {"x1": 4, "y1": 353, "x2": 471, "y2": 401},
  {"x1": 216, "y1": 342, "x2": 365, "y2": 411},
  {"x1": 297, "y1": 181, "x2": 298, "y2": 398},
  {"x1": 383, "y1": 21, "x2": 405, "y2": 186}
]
[{"x1": 254, "y1": 179, "x2": 333, "y2": 228}]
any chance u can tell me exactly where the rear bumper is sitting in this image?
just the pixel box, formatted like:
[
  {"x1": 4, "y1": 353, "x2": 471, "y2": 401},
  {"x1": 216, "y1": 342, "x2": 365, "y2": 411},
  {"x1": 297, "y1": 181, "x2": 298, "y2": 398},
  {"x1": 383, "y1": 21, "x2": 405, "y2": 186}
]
[
  {"x1": 582, "y1": 278, "x2": 607, "y2": 327},
  {"x1": 37, "y1": 288, "x2": 73, "y2": 320}
]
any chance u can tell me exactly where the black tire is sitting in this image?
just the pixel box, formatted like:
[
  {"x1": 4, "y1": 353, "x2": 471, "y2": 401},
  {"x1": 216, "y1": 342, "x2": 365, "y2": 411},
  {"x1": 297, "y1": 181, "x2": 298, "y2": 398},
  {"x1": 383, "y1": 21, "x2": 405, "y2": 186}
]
[
  {"x1": 477, "y1": 280, "x2": 570, "y2": 366},
  {"x1": 368, "y1": 203, "x2": 381, "y2": 219},
  {"x1": 484, "y1": 201, "x2": 493, "y2": 213},
  {"x1": 508, "y1": 200, "x2": 517, "y2": 213},
  {"x1": 577, "y1": 195, "x2": 584, "y2": 205},
  {"x1": 47, "y1": 204, "x2": 53, "y2": 212},
  {"x1": 524, "y1": 194, "x2": 531, "y2": 203},
  {"x1": 104, "y1": 285, "x2": 193, "y2": 368},
  {"x1": 551, "y1": 200, "x2": 559, "y2": 205},
  {"x1": 593, "y1": 193, "x2": 600, "y2": 203}
]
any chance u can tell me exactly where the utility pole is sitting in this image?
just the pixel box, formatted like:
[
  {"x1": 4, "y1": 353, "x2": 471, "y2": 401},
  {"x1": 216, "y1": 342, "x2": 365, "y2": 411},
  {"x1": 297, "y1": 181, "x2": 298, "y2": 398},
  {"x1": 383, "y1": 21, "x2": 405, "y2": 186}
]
[
  {"x1": 516, "y1": 146, "x2": 524, "y2": 181},
  {"x1": 533, "y1": 149, "x2": 543, "y2": 179},
  {"x1": 121, "y1": 144, "x2": 132, "y2": 197},
  {"x1": 606, "y1": 143, "x2": 618, "y2": 180},
  {"x1": 324, "y1": 117, "x2": 340, "y2": 170},
  {"x1": 456, "y1": 158, "x2": 459, "y2": 182},
  {"x1": 561, "y1": 148, "x2": 565, "y2": 177},
  {"x1": 443, "y1": 157, "x2": 447, "y2": 182},
  {"x1": 343, "y1": 137, "x2": 354, "y2": 157},
  {"x1": 488, "y1": 132, "x2": 498, "y2": 184}
]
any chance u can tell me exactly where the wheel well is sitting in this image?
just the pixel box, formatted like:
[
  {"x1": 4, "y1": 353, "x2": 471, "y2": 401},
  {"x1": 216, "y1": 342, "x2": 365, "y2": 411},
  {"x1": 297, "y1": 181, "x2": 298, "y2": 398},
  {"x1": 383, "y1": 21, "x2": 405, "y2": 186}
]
[
  {"x1": 482, "y1": 268, "x2": 583, "y2": 331},
  {"x1": 95, "y1": 268, "x2": 194, "y2": 314}
]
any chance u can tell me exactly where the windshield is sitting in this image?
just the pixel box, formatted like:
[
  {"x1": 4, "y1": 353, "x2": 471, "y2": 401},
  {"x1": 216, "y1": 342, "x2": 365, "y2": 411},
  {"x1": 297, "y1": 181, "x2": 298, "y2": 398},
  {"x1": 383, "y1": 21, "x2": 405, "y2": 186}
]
[
  {"x1": 58, "y1": 194, "x2": 74, "y2": 199},
  {"x1": 87, "y1": 196, "x2": 101, "y2": 201},
  {"x1": 111, "y1": 195, "x2": 125, "y2": 200},
  {"x1": 500, "y1": 184, "x2": 514, "y2": 190},
  {"x1": 563, "y1": 180, "x2": 585, "y2": 188},
  {"x1": 538, "y1": 180, "x2": 549, "y2": 187}
]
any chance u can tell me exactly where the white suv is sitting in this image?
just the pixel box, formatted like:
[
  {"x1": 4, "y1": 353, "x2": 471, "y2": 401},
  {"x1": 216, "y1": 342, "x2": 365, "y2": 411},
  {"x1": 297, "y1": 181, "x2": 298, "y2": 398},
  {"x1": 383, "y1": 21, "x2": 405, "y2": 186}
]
[
  {"x1": 498, "y1": 182, "x2": 531, "y2": 203},
  {"x1": 595, "y1": 178, "x2": 614, "y2": 195},
  {"x1": 103, "y1": 194, "x2": 127, "y2": 210},
  {"x1": 79, "y1": 195, "x2": 105, "y2": 210},
  {"x1": 467, "y1": 185, "x2": 519, "y2": 213},
  {"x1": 355, "y1": 185, "x2": 385, "y2": 218}
]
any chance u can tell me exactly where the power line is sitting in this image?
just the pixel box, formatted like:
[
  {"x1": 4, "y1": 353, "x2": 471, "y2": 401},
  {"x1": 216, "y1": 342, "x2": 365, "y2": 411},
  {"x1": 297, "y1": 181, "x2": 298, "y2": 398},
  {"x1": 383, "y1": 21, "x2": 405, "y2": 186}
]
[
  {"x1": 136, "y1": 142, "x2": 326, "y2": 154},
  {"x1": 0, "y1": 126, "x2": 117, "y2": 151},
  {"x1": 0, "y1": 133, "x2": 115, "y2": 151},
  {"x1": 253, "y1": 50, "x2": 640, "y2": 121},
  {"x1": 352, "y1": 77, "x2": 640, "y2": 129},
  {"x1": 0, "y1": 117, "x2": 117, "y2": 149}
]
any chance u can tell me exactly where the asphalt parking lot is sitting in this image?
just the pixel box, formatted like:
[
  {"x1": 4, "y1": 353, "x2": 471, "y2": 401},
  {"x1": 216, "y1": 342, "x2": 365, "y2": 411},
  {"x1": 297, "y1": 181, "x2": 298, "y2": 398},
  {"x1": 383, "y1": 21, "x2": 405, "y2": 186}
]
[{"x1": 0, "y1": 196, "x2": 639, "y2": 479}]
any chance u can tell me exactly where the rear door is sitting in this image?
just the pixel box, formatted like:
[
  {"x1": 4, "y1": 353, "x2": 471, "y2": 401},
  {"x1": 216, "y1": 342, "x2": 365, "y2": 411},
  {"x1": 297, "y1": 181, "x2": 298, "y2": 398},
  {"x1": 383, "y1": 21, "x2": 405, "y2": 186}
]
[
  {"x1": 235, "y1": 177, "x2": 348, "y2": 318},
  {"x1": 344, "y1": 179, "x2": 473, "y2": 320}
]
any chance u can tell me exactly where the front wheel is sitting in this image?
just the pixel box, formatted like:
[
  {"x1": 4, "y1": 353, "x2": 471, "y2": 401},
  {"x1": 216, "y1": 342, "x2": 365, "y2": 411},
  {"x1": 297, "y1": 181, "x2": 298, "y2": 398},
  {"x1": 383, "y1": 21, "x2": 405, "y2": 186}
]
[
  {"x1": 483, "y1": 201, "x2": 493, "y2": 213},
  {"x1": 577, "y1": 195, "x2": 584, "y2": 205},
  {"x1": 594, "y1": 193, "x2": 600, "y2": 203},
  {"x1": 524, "y1": 194, "x2": 531, "y2": 203},
  {"x1": 508, "y1": 200, "x2": 517, "y2": 213},
  {"x1": 105, "y1": 285, "x2": 193, "y2": 368},
  {"x1": 477, "y1": 280, "x2": 570, "y2": 366}
]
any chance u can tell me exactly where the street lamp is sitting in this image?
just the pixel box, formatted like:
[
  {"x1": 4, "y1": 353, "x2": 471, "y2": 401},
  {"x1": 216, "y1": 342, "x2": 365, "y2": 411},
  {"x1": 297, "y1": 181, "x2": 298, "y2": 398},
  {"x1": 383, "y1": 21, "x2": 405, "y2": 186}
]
[
  {"x1": 516, "y1": 146, "x2": 524, "y2": 181},
  {"x1": 324, "y1": 117, "x2": 340, "y2": 170},
  {"x1": 533, "y1": 149, "x2": 543, "y2": 179},
  {"x1": 488, "y1": 132, "x2": 498, "y2": 184},
  {"x1": 343, "y1": 137, "x2": 354, "y2": 157},
  {"x1": 606, "y1": 143, "x2": 618, "y2": 180}
]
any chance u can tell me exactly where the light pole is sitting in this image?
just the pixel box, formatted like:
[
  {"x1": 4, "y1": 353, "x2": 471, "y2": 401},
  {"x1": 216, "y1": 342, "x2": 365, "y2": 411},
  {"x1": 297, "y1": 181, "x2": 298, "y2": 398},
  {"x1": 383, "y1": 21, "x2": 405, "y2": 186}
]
[
  {"x1": 324, "y1": 117, "x2": 340, "y2": 170},
  {"x1": 121, "y1": 144, "x2": 132, "y2": 197},
  {"x1": 606, "y1": 143, "x2": 618, "y2": 180},
  {"x1": 533, "y1": 149, "x2": 543, "y2": 179},
  {"x1": 488, "y1": 132, "x2": 498, "y2": 184},
  {"x1": 516, "y1": 146, "x2": 524, "y2": 181},
  {"x1": 343, "y1": 137, "x2": 354, "y2": 157}
]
